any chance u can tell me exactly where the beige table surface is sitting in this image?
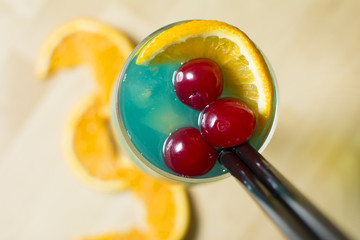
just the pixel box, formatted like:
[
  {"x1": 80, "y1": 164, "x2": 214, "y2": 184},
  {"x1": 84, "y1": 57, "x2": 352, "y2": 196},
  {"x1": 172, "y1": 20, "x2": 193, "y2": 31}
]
[{"x1": 1, "y1": 0, "x2": 359, "y2": 239}]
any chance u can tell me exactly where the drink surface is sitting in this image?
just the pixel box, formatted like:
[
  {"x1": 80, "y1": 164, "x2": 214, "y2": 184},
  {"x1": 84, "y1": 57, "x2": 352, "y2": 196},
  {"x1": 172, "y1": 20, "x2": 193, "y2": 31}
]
[
  {"x1": 112, "y1": 20, "x2": 278, "y2": 182},
  {"x1": 120, "y1": 57, "x2": 229, "y2": 178}
]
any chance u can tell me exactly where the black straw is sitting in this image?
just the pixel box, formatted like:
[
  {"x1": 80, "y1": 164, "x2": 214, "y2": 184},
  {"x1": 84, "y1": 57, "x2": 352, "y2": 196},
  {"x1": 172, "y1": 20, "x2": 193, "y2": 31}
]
[{"x1": 219, "y1": 144, "x2": 350, "y2": 240}]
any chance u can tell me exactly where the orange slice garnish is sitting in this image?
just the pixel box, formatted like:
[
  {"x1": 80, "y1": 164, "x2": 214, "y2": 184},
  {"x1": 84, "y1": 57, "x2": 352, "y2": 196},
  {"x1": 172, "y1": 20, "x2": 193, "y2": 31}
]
[{"x1": 136, "y1": 20, "x2": 275, "y2": 140}]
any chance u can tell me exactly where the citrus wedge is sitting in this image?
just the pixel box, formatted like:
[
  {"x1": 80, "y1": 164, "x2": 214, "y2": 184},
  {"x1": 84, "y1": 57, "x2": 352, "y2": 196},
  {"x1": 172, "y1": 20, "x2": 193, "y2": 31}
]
[
  {"x1": 36, "y1": 18, "x2": 134, "y2": 104},
  {"x1": 128, "y1": 170, "x2": 189, "y2": 240},
  {"x1": 136, "y1": 20, "x2": 275, "y2": 138},
  {"x1": 64, "y1": 95, "x2": 133, "y2": 192},
  {"x1": 81, "y1": 169, "x2": 190, "y2": 240}
]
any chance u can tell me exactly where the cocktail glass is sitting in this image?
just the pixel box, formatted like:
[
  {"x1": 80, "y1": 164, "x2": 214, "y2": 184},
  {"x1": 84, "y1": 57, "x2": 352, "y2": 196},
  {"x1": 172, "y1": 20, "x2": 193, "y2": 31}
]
[{"x1": 110, "y1": 21, "x2": 278, "y2": 184}]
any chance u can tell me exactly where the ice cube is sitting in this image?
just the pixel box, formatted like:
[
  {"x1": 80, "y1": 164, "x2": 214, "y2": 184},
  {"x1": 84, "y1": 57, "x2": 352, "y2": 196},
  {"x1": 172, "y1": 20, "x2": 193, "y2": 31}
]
[{"x1": 142, "y1": 100, "x2": 187, "y2": 135}]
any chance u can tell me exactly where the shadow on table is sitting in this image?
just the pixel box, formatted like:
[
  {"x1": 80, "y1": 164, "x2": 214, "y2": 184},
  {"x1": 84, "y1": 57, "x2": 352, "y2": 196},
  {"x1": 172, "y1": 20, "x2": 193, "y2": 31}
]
[{"x1": 184, "y1": 190, "x2": 199, "y2": 240}]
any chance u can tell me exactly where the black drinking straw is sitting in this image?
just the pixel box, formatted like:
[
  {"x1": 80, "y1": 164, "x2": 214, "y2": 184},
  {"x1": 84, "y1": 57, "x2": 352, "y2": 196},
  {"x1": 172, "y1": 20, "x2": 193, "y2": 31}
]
[{"x1": 219, "y1": 143, "x2": 350, "y2": 240}]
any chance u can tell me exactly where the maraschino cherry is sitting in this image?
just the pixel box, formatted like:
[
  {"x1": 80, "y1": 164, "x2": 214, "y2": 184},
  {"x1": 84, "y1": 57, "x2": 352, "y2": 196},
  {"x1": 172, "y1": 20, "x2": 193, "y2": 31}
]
[
  {"x1": 200, "y1": 98, "x2": 256, "y2": 148},
  {"x1": 163, "y1": 127, "x2": 218, "y2": 177},
  {"x1": 174, "y1": 58, "x2": 223, "y2": 111}
]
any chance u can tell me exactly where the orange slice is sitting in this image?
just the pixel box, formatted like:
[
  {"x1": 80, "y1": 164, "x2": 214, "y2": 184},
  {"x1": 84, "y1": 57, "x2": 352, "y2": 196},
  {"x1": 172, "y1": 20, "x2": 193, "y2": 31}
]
[
  {"x1": 64, "y1": 95, "x2": 133, "y2": 192},
  {"x1": 36, "y1": 18, "x2": 134, "y2": 104},
  {"x1": 128, "y1": 170, "x2": 189, "y2": 240},
  {"x1": 136, "y1": 20, "x2": 275, "y2": 139},
  {"x1": 81, "y1": 169, "x2": 190, "y2": 240}
]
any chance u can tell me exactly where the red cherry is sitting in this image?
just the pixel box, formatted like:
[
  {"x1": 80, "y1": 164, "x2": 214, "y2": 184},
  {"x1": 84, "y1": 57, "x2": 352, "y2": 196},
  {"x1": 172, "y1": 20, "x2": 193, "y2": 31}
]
[
  {"x1": 162, "y1": 127, "x2": 218, "y2": 177},
  {"x1": 174, "y1": 58, "x2": 223, "y2": 111},
  {"x1": 200, "y1": 98, "x2": 256, "y2": 148}
]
